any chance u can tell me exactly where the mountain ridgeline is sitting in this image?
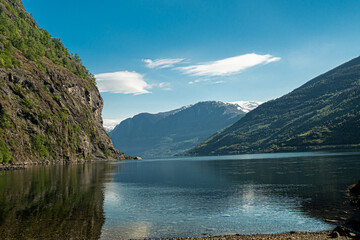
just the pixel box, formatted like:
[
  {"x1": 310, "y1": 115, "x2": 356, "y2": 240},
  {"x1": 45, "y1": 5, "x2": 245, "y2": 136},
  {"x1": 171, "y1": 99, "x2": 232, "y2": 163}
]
[
  {"x1": 110, "y1": 101, "x2": 261, "y2": 158},
  {"x1": 188, "y1": 56, "x2": 360, "y2": 156},
  {"x1": 0, "y1": 0, "x2": 130, "y2": 163}
]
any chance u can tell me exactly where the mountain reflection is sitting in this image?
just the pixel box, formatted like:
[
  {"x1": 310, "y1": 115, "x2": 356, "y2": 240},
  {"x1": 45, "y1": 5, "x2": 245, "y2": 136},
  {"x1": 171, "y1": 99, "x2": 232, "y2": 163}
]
[
  {"x1": 101, "y1": 153, "x2": 360, "y2": 238},
  {"x1": 0, "y1": 163, "x2": 110, "y2": 240},
  {"x1": 110, "y1": 154, "x2": 360, "y2": 219},
  {"x1": 1, "y1": 153, "x2": 359, "y2": 240},
  {"x1": 191, "y1": 154, "x2": 360, "y2": 221}
]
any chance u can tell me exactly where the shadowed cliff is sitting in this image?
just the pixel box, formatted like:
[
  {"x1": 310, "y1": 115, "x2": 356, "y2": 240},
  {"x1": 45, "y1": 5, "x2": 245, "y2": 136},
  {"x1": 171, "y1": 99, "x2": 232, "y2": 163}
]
[{"x1": 0, "y1": 0, "x2": 131, "y2": 163}]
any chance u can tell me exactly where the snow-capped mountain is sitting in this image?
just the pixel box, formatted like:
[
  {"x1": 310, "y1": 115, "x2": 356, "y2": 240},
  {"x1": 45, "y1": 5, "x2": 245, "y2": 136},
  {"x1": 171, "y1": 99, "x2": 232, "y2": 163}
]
[
  {"x1": 228, "y1": 101, "x2": 263, "y2": 113},
  {"x1": 103, "y1": 119, "x2": 122, "y2": 132},
  {"x1": 109, "y1": 100, "x2": 261, "y2": 158}
]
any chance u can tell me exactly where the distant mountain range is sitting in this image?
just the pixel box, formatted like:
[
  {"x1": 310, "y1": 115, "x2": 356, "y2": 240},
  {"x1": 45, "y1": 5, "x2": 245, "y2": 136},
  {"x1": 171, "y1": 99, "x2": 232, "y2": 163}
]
[
  {"x1": 188, "y1": 56, "x2": 360, "y2": 156},
  {"x1": 109, "y1": 101, "x2": 262, "y2": 158}
]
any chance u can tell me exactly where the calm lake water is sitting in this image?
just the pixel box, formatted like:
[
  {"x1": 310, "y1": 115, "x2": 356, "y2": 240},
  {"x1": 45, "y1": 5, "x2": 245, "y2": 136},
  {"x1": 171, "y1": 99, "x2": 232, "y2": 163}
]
[{"x1": 0, "y1": 152, "x2": 359, "y2": 239}]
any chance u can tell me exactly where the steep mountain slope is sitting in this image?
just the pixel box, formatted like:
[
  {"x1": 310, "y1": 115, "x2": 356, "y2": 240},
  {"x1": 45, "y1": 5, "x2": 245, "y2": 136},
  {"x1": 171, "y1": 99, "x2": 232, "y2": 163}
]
[
  {"x1": 0, "y1": 0, "x2": 130, "y2": 163},
  {"x1": 188, "y1": 56, "x2": 360, "y2": 156},
  {"x1": 110, "y1": 101, "x2": 261, "y2": 158}
]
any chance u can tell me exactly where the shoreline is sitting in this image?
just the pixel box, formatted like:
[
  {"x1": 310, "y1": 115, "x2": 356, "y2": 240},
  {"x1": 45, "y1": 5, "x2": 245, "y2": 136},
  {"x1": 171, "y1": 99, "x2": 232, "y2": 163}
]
[
  {"x1": 1, "y1": 159, "x2": 358, "y2": 240},
  {"x1": 2, "y1": 151, "x2": 359, "y2": 171},
  {"x1": 0, "y1": 158, "x2": 134, "y2": 171},
  {"x1": 149, "y1": 231, "x2": 352, "y2": 240}
]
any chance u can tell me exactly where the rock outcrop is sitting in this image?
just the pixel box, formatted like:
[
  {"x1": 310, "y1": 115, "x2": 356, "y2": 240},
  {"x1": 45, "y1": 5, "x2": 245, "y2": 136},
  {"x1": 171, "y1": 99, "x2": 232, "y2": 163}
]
[
  {"x1": 0, "y1": 0, "x2": 131, "y2": 163},
  {"x1": 350, "y1": 180, "x2": 360, "y2": 209}
]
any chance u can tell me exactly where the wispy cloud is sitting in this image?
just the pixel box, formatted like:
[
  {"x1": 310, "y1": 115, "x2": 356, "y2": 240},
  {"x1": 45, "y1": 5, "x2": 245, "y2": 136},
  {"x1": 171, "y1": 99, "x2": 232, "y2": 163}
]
[
  {"x1": 178, "y1": 53, "x2": 280, "y2": 77},
  {"x1": 149, "y1": 82, "x2": 172, "y2": 91},
  {"x1": 188, "y1": 78, "x2": 225, "y2": 85},
  {"x1": 188, "y1": 78, "x2": 211, "y2": 85},
  {"x1": 213, "y1": 80, "x2": 225, "y2": 84},
  {"x1": 158, "y1": 82, "x2": 172, "y2": 91},
  {"x1": 95, "y1": 71, "x2": 151, "y2": 95},
  {"x1": 143, "y1": 58, "x2": 185, "y2": 69}
]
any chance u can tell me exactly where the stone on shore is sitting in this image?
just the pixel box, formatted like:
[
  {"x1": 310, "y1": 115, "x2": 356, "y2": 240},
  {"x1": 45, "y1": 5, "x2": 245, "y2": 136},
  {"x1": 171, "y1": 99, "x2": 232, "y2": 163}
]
[{"x1": 350, "y1": 180, "x2": 360, "y2": 195}]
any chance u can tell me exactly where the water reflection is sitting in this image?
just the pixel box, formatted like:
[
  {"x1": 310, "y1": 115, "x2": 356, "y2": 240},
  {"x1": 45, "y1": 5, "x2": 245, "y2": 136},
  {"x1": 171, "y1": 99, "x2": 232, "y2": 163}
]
[
  {"x1": 0, "y1": 163, "x2": 110, "y2": 240},
  {"x1": 0, "y1": 153, "x2": 359, "y2": 240},
  {"x1": 100, "y1": 153, "x2": 360, "y2": 239},
  {"x1": 192, "y1": 154, "x2": 360, "y2": 220}
]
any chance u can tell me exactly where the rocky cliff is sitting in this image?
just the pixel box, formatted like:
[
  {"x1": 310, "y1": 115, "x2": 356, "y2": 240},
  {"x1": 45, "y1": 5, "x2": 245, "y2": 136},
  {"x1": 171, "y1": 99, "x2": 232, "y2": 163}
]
[{"x1": 0, "y1": 0, "x2": 130, "y2": 163}]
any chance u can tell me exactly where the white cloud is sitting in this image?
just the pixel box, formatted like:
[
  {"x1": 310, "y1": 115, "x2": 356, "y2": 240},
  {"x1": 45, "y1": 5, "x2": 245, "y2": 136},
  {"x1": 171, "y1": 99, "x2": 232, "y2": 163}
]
[
  {"x1": 143, "y1": 58, "x2": 185, "y2": 69},
  {"x1": 188, "y1": 78, "x2": 211, "y2": 85},
  {"x1": 148, "y1": 82, "x2": 172, "y2": 91},
  {"x1": 95, "y1": 71, "x2": 151, "y2": 95},
  {"x1": 213, "y1": 81, "x2": 225, "y2": 84},
  {"x1": 178, "y1": 53, "x2": 280, "y2": 77},
  {"x1": 188, "y1": 78, "x2": 226, "y2": 85},
  {"x1": 157, "y1": 82, "x2": 172, "y2": 91}
]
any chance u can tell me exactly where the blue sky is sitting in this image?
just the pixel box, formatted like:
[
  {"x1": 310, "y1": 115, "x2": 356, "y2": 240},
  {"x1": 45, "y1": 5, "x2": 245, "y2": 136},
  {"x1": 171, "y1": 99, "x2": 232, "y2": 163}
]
[{"x1": 23, "y1": 0, "x2": 360, "y2": 128}]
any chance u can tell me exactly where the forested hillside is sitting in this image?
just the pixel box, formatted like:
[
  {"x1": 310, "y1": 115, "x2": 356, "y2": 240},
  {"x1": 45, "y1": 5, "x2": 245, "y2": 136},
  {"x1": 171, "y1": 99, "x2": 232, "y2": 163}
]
[
  {"x1": 0, "y1": 0, "x2": 130, "y2": 163},
  {"x1": 189, "y1": 57, "x2": 360, "y2": 155}
]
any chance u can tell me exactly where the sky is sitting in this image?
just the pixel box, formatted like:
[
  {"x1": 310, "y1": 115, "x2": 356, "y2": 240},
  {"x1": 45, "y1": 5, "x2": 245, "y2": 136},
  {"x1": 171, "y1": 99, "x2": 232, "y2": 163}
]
[{"x1": 23, "y1": 0, "x2": 360, "y2": 128}]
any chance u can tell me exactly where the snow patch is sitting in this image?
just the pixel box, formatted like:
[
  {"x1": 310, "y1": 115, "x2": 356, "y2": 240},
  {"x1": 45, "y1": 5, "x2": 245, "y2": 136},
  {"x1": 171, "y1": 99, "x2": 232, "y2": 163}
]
[
  {"x1": 103, "y1": 119, "x2": 123, "y2": 132},
  {"x1": 228, "y1": 101, "x2": 263, "y2": 113}
]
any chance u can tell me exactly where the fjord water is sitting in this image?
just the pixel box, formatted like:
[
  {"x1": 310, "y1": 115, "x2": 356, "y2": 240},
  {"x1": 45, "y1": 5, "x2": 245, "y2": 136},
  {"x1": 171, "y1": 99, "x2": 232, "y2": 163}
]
[
  {"x1": 0, "y1": 163, "x2": 107, "y2": 239},
  {"x1": 0, "y1": 152, "x2": 360, "y2": 239}
]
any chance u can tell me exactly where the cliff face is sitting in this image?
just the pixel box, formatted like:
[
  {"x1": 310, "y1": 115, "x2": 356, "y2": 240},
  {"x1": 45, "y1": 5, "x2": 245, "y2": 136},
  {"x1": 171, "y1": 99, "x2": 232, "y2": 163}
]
[{"x1": 0, "y1": 0, "x2": 130, "y2": 163}]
